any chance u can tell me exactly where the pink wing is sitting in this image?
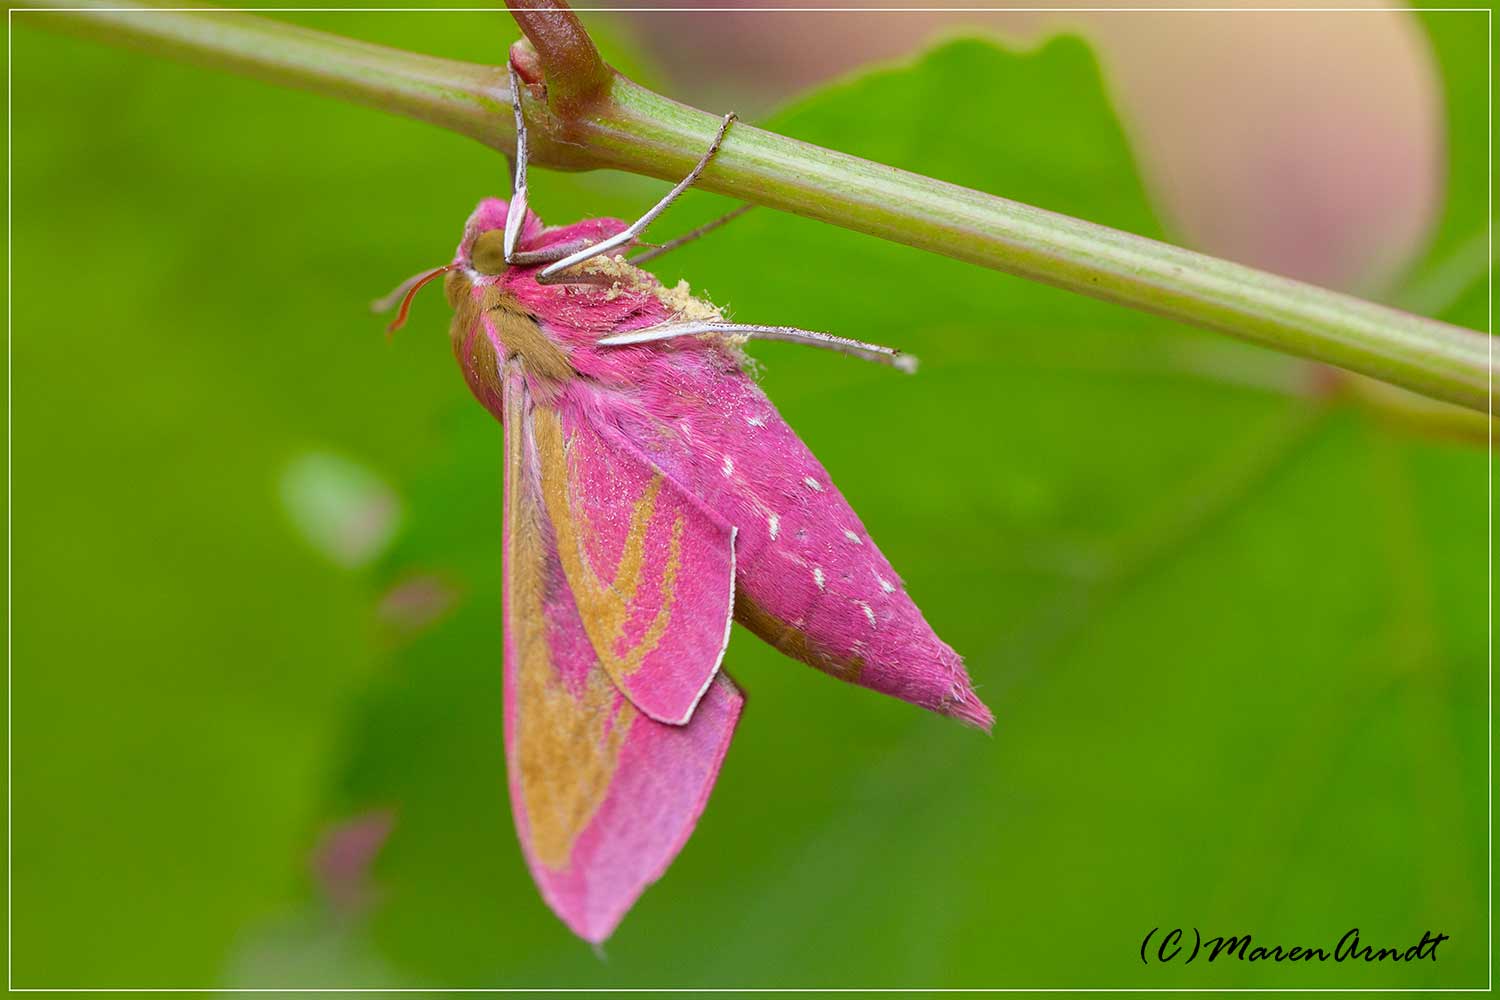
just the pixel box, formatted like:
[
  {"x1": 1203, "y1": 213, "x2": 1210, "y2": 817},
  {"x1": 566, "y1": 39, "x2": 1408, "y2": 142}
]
[
  {"x1": 501, "y1": 366, "x2": 742, "y2": 943},
  {"x1": 488, "y1": 232, "x2": 990, "y2": 730},
  {"x1": 546, "y1": 397, "x2": 737, "y2": 725},
  {"x1": 556, "y1": 344, "x2": 994, "y2": 731},
  {"x1": 685, "y1": 368, "x2": 994, "y2": 730}
]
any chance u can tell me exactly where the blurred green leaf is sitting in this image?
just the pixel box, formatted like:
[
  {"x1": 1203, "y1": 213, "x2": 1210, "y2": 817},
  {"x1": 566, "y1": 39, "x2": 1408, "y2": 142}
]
[{"x1": 9, "y1": 11, "x2": 1486, "y2": 991}]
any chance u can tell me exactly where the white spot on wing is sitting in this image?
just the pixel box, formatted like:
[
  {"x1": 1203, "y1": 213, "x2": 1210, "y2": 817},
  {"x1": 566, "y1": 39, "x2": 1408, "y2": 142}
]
[
  {"x1": 768, "y1": 514, "x2": 780, "y2": 540},
  {"x1": 842, "y1": 529, "x2": 862, "y2": 545},
  {"x1": 857, "y1": 600, "x2": 877, "y2": 626},
  {"x1": 746, "y1": 415, "x2": 766, "y2": 428},
  {"x1": 812, "y1": 567, "x2": 826, "y2": 591},
  {"x1": 877, "y1": 575, "x2": 895, "y2": 593},
  {"x1": 721, "y1": 455, "x2": 734, "y2": 477},
  {"x1": 803, "y1": 476, "x2": 823, "y2": 492}
]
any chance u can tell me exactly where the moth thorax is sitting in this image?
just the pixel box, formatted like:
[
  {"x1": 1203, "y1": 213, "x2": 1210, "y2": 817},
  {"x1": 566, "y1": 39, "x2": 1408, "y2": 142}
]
[
  {"x1": 446, "y1": 276, "x2": 573, "y2": 387},
  {"x1": 492, "y1": 303, "x2": 573, "y2": 382}
]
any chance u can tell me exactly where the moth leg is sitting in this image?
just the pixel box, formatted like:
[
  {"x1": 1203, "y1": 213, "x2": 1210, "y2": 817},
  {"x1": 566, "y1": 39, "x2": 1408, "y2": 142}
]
[
  {"x1": 502, "y1": 59, "x2": 531, "y2": 265},
  {"x1": 538, "y1": 113, "x2": 738, "y2": 284},
  {"x1": 629, "y1": 204, "x2": 754, "y2": 266},
  {"x1": 505, "y1": 238, "x2": 598, "y2": 267},
  {"x1": 598, "y1": 321, "x2": 918, "y2": 373}
]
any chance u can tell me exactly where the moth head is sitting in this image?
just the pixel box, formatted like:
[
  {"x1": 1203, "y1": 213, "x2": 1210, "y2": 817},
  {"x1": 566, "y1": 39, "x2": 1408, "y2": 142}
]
[{"x1": 454, "y1": 195, "x2": 524, "y2": 281}]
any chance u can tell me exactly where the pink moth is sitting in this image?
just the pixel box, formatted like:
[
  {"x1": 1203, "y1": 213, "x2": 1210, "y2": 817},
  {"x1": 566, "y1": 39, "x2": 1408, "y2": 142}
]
[{"x1": 384, "y1": 60, "x2": 991, "y2": 945}]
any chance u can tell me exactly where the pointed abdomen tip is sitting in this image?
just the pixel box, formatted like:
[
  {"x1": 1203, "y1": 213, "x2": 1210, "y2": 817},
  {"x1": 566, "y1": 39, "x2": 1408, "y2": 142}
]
[{"x1": 945, "y1": 685, "x2": 995, "y2": 733}]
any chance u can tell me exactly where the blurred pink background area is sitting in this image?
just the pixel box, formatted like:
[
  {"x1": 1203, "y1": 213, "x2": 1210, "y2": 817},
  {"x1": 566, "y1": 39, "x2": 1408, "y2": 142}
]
[{"x1": 618, "y1": 4, "x2": 1441, "y2": 295}]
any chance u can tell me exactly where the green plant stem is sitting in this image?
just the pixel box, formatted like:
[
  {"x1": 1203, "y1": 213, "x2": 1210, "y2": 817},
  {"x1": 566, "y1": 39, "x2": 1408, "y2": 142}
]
[{"x1": 19, "y1": 0, "x2": 1492, "y2": 414}]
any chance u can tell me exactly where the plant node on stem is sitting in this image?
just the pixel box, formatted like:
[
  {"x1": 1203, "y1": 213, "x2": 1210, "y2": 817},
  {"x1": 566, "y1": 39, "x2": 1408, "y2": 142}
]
[{"x1": 506, "y1": 0, "x2": 613, "y2": 115}]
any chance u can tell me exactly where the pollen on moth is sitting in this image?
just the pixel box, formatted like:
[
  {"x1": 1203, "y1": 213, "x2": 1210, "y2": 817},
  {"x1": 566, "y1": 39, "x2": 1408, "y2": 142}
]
[
  {"x1": 652, "y1": 277, "x2": 724, "y2": 324},
  {"x1": 582, "y1": 255, "x2": 651, "y2": 302},
  {"x1": 581, "y1": 254, "x2": 639, "y2": 282}
]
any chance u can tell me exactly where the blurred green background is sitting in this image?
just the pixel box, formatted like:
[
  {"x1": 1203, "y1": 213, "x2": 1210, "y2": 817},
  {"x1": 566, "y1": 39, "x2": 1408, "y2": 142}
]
[{"x1": 8, "y1": 6, "x2": 1490, "y2": 989}]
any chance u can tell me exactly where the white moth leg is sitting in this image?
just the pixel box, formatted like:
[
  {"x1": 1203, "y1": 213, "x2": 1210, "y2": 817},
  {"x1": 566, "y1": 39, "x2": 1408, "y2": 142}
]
[
  {"x1": 502, "y1": 60, "x2": 531, "y2": 264},
  {"x1": 512, "y1": 201, "x2": 745, "y2": 269},
  {"x1": 630, "y1": 204, "x2": 754, "y2": 266},
  {"x1": 506, "y1": 238, "x2": 598, "y2": 267},
  {"x1": 538, "y1": 113, "x2": 738, "y2": 284},
  {"x1": 598, "y1": 322, "x2": 918, "y2": 373},
  {"x1": 498, "y1": 61, "x2": 598, "y2": 267}
]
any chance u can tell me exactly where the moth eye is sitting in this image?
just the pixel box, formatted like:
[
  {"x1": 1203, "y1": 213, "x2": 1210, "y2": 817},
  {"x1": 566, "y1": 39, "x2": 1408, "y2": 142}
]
[{"x1": 470, "y1": 230, "x2": 508, "y2": 275}]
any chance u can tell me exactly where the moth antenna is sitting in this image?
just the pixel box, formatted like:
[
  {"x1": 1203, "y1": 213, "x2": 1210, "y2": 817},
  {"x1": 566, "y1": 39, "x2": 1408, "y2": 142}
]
[
  {"x1": 599, "y1": 322, "x2": 917, "y2": 373},
  {"x1": 382, "y1": 264, "x2": 453, "y2": 336}
]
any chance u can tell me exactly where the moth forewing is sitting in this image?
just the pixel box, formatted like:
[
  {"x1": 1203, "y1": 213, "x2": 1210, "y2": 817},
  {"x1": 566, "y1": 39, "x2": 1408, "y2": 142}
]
[{"x1": 499, "y1": 358, "x2": 745, "y2": 944}]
